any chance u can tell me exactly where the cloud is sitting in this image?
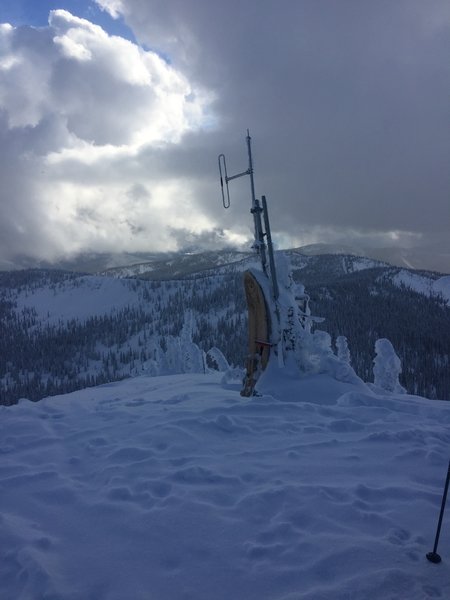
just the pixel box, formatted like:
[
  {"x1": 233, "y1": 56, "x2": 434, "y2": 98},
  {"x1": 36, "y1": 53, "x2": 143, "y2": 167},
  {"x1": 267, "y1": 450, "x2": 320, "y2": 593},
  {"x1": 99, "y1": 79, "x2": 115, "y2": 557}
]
[
  {"x1": 0, "y1": 9, "x2": 219, "y2": 262},
  {"x1": 94, "y1": 1, "x2": 124, "y2": 20},
  {"x1": 1, "y1": 2, "x2": 449, "y2": 268},
  {"x1": 169, "y1": 226, "x2": 250, "y2": 253},
  {"x1": 106, "y1": 0, "x2": 450, "y2": 251}
]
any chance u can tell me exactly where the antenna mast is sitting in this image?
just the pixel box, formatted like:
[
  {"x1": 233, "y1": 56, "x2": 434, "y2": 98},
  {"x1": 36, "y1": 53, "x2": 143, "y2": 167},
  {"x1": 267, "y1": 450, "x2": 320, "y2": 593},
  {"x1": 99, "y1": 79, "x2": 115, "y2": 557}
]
[
  {"x1": 218, "y1": 130, "x2": 282, "y2": 395},
  {"x1": 218, "y1": 130, "x2": 277, "y2": 298}
]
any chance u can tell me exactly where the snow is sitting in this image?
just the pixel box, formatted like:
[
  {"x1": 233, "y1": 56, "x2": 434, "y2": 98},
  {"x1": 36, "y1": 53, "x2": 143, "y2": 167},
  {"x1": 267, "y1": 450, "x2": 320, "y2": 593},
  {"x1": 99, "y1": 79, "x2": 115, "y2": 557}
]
[
  {"x1": 372, "y1": 338, "x2": 406, "y2": 395},
  {"x1": 350, "y1": 257, "x2": 385, "y2": 272},
  {"x1": 389, "y1": 271, "x2": 450, "y2": 305},
  {"x1": 106, "y1": 264, "x2": 156, "y2": 278},
  {"x1": 433, "y1": 276, "x2": 450, "y2": 305},
  {"x1": 1, "y1": 372, "x2": 449, "y2": 599},
  {"x1": 390, "y1": 270, "x2": 435, "y2": 296},
  {"x1": 14, "y1": 276, "x2": 142, "y2": 324}
]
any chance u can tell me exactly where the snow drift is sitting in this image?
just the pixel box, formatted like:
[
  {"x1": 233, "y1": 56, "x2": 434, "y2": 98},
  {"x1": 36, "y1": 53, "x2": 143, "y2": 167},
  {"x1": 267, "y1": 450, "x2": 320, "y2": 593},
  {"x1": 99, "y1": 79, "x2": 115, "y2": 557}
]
[{"x1": 1, "y1": 371, "x2": 449, "y2": 599}]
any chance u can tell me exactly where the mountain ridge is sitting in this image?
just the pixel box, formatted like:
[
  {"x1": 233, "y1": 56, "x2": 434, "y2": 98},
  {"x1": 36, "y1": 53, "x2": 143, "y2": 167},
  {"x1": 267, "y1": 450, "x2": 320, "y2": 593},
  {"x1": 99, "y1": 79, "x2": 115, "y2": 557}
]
[
  {"x1": 1, "y1": 242, "x2": 448, "y2": 275},
  {"x1": 1, "y1": 253, "x2": 449, "y2": 405}
]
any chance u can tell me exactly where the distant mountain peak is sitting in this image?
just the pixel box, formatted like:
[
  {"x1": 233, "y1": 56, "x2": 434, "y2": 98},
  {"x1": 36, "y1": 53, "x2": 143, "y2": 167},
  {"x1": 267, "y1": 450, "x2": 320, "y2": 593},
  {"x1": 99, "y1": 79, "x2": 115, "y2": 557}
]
[{"x1": 1, "y1": 242, "x2": 448, "y2": 274}]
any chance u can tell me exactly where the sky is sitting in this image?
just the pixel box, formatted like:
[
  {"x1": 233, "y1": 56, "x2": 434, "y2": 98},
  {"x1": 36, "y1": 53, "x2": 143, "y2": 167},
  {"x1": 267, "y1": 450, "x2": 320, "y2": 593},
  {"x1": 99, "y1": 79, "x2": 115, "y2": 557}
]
[{"x1": 0, "y1": 0, "x2": 449, "y2": 265}]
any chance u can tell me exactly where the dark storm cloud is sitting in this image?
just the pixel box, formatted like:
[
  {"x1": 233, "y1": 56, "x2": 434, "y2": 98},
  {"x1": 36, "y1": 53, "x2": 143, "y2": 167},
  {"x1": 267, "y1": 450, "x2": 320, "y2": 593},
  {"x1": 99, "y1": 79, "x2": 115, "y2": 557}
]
[{"x1": 117, "y1": 0, "x2": 450, "y2": 245}]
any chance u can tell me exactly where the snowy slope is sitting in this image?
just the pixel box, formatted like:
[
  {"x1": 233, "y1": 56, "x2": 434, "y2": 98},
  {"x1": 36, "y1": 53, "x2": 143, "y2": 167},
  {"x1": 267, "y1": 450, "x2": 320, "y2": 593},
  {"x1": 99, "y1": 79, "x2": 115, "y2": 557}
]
[
  {"x1": 390, "y1": 270, "x2": 435, "y2": 297},
  {"x1": 295, "y1": 243, "x2": 450, "y2": 274},
  {"x1": 388, "y1": 270, "x2": 450, "y2": 305},
  {"x1": 102, "y1": 250, "x2": 254, "y2": 280},
  {"x1": 1, "y1": 372, "x2": 449, "y2": 600},
  {"x1": 433, "y1": 276, "x2": 450, "y2": 305},
  {"x1": 14, "y1": 276, "x2": 144, "y2": 324}
]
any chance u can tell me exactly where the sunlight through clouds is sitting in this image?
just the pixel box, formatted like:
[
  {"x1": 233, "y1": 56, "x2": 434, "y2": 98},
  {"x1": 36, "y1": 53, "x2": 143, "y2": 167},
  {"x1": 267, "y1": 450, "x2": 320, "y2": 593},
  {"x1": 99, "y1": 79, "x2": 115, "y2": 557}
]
[
  {"x1": 0, "y1": 8, "x2": 218, "y2": 261},
  {"x1": 47, "y1": 9, "x2": 213, "y2": 146}
]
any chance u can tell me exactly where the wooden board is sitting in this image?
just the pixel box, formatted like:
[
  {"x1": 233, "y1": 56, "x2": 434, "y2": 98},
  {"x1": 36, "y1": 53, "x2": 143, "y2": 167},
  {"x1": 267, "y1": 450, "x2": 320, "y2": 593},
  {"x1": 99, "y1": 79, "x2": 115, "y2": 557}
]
[{"x1": 241, "y1": 271, "x2": 271, "y2": 397}]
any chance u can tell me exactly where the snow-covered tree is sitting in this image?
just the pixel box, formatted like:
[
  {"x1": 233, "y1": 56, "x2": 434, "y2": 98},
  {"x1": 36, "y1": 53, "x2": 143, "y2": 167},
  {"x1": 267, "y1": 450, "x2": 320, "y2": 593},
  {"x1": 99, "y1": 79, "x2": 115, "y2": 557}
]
[
  {"x1": 249, "y1": 253, "x2": 363, "y2": 390},
  {"x1": 206, "y1": 347, "x2": 229, "y2": 372},
  {"x1": 179, "y1": 310, "x2": 205, "y2": 373},
  {"x1": 373, "y1": 338, "x2": 406, "y2": 394},
  {"x1": 336, "y1": 336, "x2": 351, "y2": 365},
  {"x1": 273, "y1": 254, "x2": 334, "y2": 375}
]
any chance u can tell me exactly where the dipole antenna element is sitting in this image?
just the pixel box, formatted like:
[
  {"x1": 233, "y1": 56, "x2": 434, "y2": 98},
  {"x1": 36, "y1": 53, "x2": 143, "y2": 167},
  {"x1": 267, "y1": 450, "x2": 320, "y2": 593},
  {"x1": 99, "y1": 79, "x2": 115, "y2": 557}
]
[{"x1": 218, "y1": 129, "x2": 256, "y2": 211}]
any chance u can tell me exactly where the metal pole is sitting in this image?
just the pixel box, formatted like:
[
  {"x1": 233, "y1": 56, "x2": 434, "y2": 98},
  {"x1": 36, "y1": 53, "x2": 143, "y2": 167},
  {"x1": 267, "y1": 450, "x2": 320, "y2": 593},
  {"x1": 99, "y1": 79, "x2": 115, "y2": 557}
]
[
  {"x1": 246, "y1": 131, "x2": 266, "y2": 267},
  {"x1": 262, "y1": 195, "x2": 279, "y2": 301},
  {"x1": 426, "y1": 460, "x2": 450, "y2": 564},
  {"x1": 217, "y1": 130, "x2": 269, "y2": 275},
  {"x1": 251, "y1": 199, "x2": 268, "y2": 275},
  {"x1": 246, "y1": 130, "x2": 257, "y2": 211}
]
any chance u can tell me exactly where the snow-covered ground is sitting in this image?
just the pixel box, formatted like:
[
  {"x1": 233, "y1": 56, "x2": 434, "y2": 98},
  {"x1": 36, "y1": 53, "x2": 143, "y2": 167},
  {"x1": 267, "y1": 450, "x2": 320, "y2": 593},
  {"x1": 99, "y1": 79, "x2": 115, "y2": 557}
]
[{"x1": 1, "y1": 371, "x2": 449, "y2": 599}]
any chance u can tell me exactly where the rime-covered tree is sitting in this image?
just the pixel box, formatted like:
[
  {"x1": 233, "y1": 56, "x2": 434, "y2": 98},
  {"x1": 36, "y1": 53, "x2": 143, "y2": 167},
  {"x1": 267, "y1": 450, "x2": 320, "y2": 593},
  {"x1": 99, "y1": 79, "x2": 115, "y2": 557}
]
[
  {"x1": 373, "y1": 338, "x2": 406, "y2": 394},
  {"x1": 336, "y1": 336, "x2": 351, "y2": 365}
]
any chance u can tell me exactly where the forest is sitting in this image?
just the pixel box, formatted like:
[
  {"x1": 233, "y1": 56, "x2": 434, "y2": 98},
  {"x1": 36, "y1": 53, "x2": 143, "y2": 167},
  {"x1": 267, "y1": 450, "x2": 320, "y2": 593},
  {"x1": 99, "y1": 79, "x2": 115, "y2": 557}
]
[{"x1": 0, "y1": 254, "x2": 448, "y2": 405}]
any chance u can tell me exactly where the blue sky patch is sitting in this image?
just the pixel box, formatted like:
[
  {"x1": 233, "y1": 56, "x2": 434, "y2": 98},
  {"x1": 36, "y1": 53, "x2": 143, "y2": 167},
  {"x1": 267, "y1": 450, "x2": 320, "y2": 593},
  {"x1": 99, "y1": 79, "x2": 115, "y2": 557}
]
[{"x1": 0, "y1": 0, "x2": 137, "y2": 43}]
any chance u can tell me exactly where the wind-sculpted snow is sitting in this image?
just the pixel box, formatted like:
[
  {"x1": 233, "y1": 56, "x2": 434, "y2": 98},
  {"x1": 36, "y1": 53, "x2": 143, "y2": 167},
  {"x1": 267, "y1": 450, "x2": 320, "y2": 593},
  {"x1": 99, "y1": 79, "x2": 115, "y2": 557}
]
[{"x1": 1, "y1": 373, "x2": 449, "y2": 599}]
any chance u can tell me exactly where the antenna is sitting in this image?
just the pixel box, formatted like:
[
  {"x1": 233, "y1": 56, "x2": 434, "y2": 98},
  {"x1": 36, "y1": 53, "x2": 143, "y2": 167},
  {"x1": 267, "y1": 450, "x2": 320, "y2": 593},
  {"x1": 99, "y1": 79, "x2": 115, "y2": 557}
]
[
  {"x1": 218, "y1": 129, "x2": 254, "y2": 209},
  {"x1": 218, "y1": 154, "x2": 230, "y2": 208},
  {"x1": 217, "y1": 130, "x2": 278, "y2": 300},
  {"x1": 219, "y1": 131, "x2": 282, "y2": 394}
]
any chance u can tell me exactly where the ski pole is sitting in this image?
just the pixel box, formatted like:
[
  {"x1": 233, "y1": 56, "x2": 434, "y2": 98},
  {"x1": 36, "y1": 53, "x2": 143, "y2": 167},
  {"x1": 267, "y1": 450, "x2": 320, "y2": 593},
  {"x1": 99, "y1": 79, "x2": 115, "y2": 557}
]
[{"x1": 426, "y1": 459, "x2": 450, "y2": 564}]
